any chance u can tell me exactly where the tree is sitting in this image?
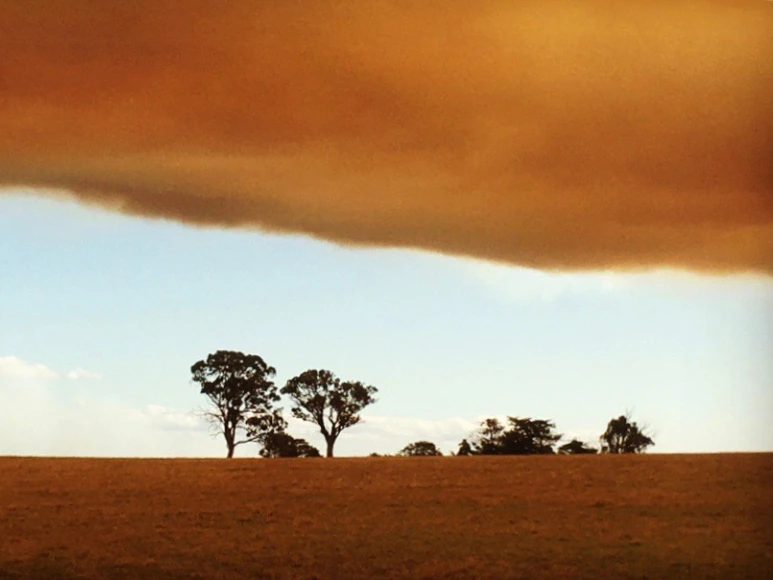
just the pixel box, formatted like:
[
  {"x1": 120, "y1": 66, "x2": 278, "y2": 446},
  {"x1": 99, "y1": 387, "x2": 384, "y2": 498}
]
[
  {"x1": 191, "y1": 350, "x2": 283, "y2": 458},
  {"x1": 558, "y1": 439, "x2": 599, "y2": 455},
  {"x1": 398, "y1": 441, "x2": 443, "y2": 456},
  {"x1": 470, "y1": 417, "x2": 562, "y2": 455},
  {"x1": 258, "y1": 430, "x2": 321, "y2": 458},
  {"x1": 499, "y1": 417, "x2": 562, "y2": 455},
  {"x1": 456, "y1": 438, "x2": 473, "y2": 456},
  {"x1": 471, "y1": 418, "x2": 506, "y2": 455},
  {"x1": 600, "y1": 414, "x2": 655, "y2": 454},
  {"x1": 280, "y1": 369, "x2": 378, "y2": 457}
]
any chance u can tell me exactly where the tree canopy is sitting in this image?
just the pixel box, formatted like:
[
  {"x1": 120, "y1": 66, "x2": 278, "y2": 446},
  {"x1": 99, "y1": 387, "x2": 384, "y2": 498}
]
[
  {"x1": 456, "y1": 439, "x2": 473, "y2": 456},
  {"x1": 280, "y1": 369, "x2": 377, "y2": 457},
  {"x1": 258, "y1": 430, "x2": 321, "y2": 458},
  {"x1": 398, "y1": 441, "x2": 443, "y2": 456},
  {"x1": 469, "y1": 417, "x2": 562, "y2": 455},
  {"x1": 558, "y1": 439, "x2": 599, "y2": 455},
  {"x1": 600, "y1": 414, "x2": 655, "y2": 454},
  {"x1": 471, "y1": 418, "x2": 506, "y2": 455},
  {"x1": 191, "y1": 350, "x2": 283, "y2": 458}
]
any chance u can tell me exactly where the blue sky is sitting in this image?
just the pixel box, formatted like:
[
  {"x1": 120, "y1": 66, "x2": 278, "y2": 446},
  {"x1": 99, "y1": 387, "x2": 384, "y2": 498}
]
[{"x1": 1, "y1": 189, "x2": 771, "y2": 457}]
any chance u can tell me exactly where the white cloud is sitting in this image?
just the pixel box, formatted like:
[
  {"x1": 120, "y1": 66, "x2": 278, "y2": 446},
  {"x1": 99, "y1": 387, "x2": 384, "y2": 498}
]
[
  {"x1": 0, "y1": 380, "x2": 221, "y2": 457},
  {"x1": 0, "y1": 355, "x2": 103, "y2": 382},
  {"x1": 289, "y1": 415, "x2": 482, "y2": 456},
  {"x1": 144, "y1": 404, "x2": 204, "y2": 432},
  {"x1": 356, "y1": 415, "x2": 478, "y2": 440},
  {"x1": 560, "y1": 429, "x2": 603, "y2": 446},
  {"x1": 65, "y1": 368, "x2": 103, "y2": 380},
  {"x1": 458, "y1": 259, "x2": 773, "y2": 304},
  {"x1": 0, "y1": 355, "x2": 58, "y2": 379},
  {"x1": 458, "y1": 259, "x2": 623, "y2": 303}
]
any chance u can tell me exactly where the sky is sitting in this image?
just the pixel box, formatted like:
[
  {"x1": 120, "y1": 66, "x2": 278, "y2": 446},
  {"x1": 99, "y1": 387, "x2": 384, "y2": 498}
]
[
  {"x1": 1, "y1": 191, "x2": 771, "y2": 457},
  {"x1": 0, "y1": 1, "x2": 771, "y2": 456}
]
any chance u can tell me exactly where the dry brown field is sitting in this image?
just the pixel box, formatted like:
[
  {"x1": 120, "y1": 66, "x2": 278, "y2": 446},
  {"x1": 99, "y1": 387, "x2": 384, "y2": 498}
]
[{"x1": 1, "y1": 454, "x2": 771, "y2": 579}]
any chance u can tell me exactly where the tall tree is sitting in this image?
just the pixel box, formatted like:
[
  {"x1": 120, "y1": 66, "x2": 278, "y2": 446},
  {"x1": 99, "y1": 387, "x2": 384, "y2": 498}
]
[
  {"x1": 398, "y1": 441, "x2": 443, "y2": 456},
  {"x1": 281, "y1": 369, "x2": 377, "y2": 457},
  {"x1": 600, "y1": 414, "x2": 655, "y2": 454},
  {"x1": 191, "y1": 350, "x2": 283, "y2": 458}
]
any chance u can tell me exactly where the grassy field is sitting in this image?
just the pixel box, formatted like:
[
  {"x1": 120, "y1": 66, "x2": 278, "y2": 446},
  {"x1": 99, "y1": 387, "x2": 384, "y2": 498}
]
[{"x1": 0, "y1": 454, "x2": 771, "y2": 579}]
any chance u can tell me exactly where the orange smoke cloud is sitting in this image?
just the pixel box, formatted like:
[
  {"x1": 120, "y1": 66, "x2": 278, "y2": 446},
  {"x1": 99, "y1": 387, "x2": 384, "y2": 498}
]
[{"x1": 1, "y1": 1, "x2": 771, "y2": 272}]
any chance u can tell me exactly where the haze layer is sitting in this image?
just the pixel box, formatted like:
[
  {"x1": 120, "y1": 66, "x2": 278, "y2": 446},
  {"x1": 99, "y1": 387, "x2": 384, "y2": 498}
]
[{"x1": 1, "y1": 1, "x2": 771, "y2": 272}]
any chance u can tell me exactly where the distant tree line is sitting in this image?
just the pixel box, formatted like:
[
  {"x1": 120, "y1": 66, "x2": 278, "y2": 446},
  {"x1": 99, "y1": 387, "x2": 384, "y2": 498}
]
[
  {"x1": 191, "y1": 350, "x2": 654, "y2": 459},
  {"x1": 396, "y1": 414, "x2": 653, "y2": 457}
]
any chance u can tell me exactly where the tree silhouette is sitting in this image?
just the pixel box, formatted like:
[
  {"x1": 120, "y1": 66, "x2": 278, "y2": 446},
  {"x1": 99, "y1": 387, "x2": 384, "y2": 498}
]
[
  {"x1": 456, "y1": 438, "x2": 473, "y2": 456},
  {"x1": 398, "y1": 441, "x2": 443, "y2": 456},
  {"x1": 470, "y1": 417, "x2": 561, "y2": 455},
  {"x1": 191, "y1": 350, "x2": 283, "y2": 458},
  {"x1": 600, "y1": 414, "x2": 655, "y2": 454},
  {"x1": 258, "y1": 430, "x2": 321, "y2": 458},
  {"x1": 558, "y1": 438, "x2": 598, "y2": 455},
  {"x1": 471, "y1": 418, "x2": 506, "y2": 455},
  {"x1": 281, "y1": 369, "x2": 377, "y2": 457},
  {"x1": 499, "y1": 417, "x2": 562, "y2": 454}
]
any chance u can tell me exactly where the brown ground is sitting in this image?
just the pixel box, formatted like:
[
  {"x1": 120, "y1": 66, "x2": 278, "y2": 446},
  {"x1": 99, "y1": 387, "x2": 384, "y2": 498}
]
[{"x1": 0, "y1": 454, "x2": 771, "y2": 579}]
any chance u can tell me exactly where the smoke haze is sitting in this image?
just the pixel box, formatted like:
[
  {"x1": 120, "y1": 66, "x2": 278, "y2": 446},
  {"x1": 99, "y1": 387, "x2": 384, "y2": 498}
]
[{"x1": 1, "y1": 1, "x2": 771, "y2": 272}]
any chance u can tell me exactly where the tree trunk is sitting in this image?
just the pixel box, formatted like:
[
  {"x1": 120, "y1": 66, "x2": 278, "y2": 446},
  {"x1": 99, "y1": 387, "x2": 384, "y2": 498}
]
[
  {"x1": 225, "y1": 424, "x2": 235, "y2": 458},
  {"x1": 325, "y1": 436, "x2": 335, "y2": 458}
]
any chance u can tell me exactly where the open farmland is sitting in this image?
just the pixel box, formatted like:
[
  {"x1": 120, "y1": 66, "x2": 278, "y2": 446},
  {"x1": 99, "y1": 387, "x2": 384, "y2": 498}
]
[{"x1": 1, "y1": 454, "x2": 771, "y2": 579}]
